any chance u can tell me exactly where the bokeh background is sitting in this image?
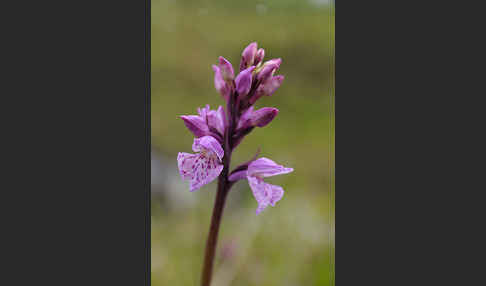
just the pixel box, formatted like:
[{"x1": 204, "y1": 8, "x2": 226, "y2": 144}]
[{"x1": 151, "y1": 0, "x2": 334, "y2": 285}]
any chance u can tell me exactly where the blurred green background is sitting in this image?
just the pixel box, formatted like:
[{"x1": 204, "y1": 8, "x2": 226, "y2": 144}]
[{"x1": 151, "y1": 0, "x2": 334, "y2": 285}]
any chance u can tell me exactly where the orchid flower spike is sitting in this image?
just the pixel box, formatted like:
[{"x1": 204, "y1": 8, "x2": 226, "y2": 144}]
[
  {"x1": 177, "y1": 136, "x2": 224, "y2": 192},
  {"x1": 178, "y1": 43, "x2": 292, "y2": 286}
]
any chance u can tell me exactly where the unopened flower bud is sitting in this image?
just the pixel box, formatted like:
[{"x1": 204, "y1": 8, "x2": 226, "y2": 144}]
[
  {"x1": 218, "y1": 56, "x2": 234, "y2": 82},
  {"x1": 256, "y1": 58, "x2": 281, "y2": 82},
  {"x1": 255, "y1": 48, "x2": 265, "y2": 66},
  {"x1": 235, "y1": 66, "x2": 255, "y2": 97},
  {"x1": 212, "y1": 65, "x2": 230, "y2": 101},
  {"x1": 254, "y1": 75, "x2": 284, "y2": 100},
  {"x1": 236, "y1": 106, "x2": 278, "y2": 130},
  {"x1": 251, "y1": 107, "x2": 279, "y2": 127},
  {"x1": 239, "y1": 42, "x2": 258, "y2": 71},
  {"x1": 236, "y1": 106, "x2": 254, "y2": 130}
]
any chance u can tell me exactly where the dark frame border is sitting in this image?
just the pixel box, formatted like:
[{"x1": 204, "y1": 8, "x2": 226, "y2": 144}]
[{"x1": 145, "y1": 0, "x2": 151, "y2": 284}]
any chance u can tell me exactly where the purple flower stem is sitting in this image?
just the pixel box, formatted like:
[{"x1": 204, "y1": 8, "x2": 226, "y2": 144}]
[{"x1": 200, "y1": 91, "x2": 237, "y2": 286}]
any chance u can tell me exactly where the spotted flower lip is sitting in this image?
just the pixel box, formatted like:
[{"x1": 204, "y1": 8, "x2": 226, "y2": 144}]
[
  {"x1": 177, "y1": 136, "x2": 224, "y2": 192},
  {"x1": 248, "y1": 176, "x2": 285, "y2": 215},
  {"x1": 246, "y1": 158, "x2": 293, "y2": 214},
  {"x1": 228, "y1": 157, "x2": 293, "y2": 214}
]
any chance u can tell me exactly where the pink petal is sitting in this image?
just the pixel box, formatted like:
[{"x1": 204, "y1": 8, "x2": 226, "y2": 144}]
[
  {"x1": 197, "y1": 104, "x2": 210, "y2": 118},
  {"x1": 207, "y1": 105, "x2": 226, "y2": 135},
  {"x1": 247, "y1": 157, "x2": 293, "y2": 178},
  {"x1": 248, "y1": 176, "x2": 285, "y2": 214},
  {"x1": 269, "y1": 184, "x2": 284, "y2": 206},
  {"x1": 180, "y1": 115, "x2": 209, "y2": 137},
  {"x1": 235, "y1": 66, "x2": 255, "y2": 97},
  {"x1": 248, "y1": 176, "x2": 270, "y2": 214},
  {"x1": 192, "y1": 136, "x2": 224, "y2": 161},
  {"x1": 190, "y1": 154, "x2": 223, "y2": 192},
  {"x1": 255, "y1": 48, "x2": 265, "y2": 65},
  {"x1": 218, "y1": 56, "x2": 234, "y2": 81},
  {"x1": 213, "y1": 65, "x2": 230, "y2": 100},
  {"x1": 177, "y1": 152, "x2": 198, "y2": 180},
  {"x1": 240, "y1": 42, "x2": 258, "y2": 71},
  {"x1": 250, "y1": 107, "x2": 279, "y2": 128},
  {"x1": 256, "y1": 58, "x2": 281, "y2": 82}
]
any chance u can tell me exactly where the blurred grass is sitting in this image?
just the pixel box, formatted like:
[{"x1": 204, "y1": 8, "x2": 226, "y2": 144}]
[{"x1": 152, "y1": 1, "x2": 334, "y2": 285}]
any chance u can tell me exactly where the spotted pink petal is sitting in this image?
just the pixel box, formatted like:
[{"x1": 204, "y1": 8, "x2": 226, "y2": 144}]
[
  {"x1": 192, "y1": 136, "x2": 224, "y2": 161},
  {"x1": 189, "y1": 154, "x2": 223, "y2": 192},
  {"x1": 248, "y1": 176, "x2": 285, "y2": 214},
  {"x1": 247, "y1": 157, "x2": 293, "y2": 178},
  {"x1": 177, "y1": 152, "x2": 198, "y2": 180},
  {"x1": 177, "y1": 136, "x2": 225, "y2": 192},
  {"x1": 269, "y1": 184, "x2": 284, "y2": 206}
]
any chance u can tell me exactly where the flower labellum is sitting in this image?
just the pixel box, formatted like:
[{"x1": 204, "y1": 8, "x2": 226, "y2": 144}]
[
  {"x1": 177, "y1": 136, "x2": 224, "y2": 192},
  {"x1": 246, "y1": 158, "x2": 293, "y2": 214}
]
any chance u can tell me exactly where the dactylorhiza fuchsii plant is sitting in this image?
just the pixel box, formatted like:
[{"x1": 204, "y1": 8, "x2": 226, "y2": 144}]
[{"x1": 177, "y1": 42, "x2": 293, "y2": 286}]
